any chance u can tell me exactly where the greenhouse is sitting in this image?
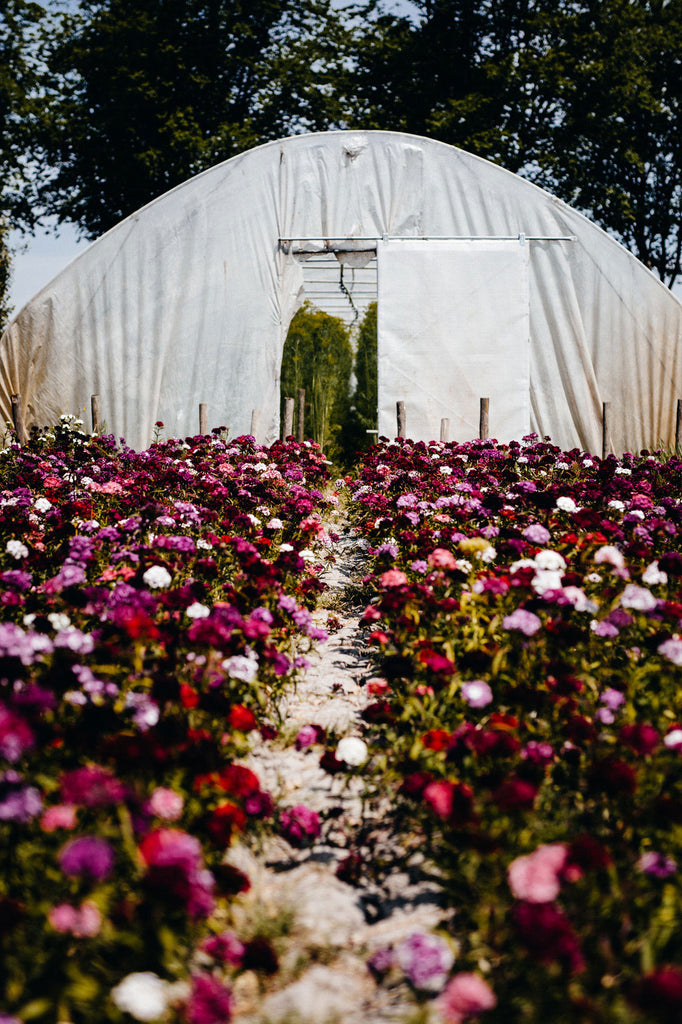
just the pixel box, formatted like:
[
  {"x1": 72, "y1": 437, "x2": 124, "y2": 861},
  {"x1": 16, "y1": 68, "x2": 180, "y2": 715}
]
[{"x1": 1, "y1": 129, "x2": 681, "y2": 453}]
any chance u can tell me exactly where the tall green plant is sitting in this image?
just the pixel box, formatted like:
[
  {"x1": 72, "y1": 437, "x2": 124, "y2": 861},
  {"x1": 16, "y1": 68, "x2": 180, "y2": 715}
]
[{"x1": 280, "y1": 302, "x2": 352, "y2": 459}]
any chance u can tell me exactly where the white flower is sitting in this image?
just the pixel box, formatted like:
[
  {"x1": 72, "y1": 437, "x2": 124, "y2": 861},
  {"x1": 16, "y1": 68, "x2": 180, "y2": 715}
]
[
  {"x1": 223, "y1": 652, "x2": 259, "y2": 683},
  {"x1": 48, "y1": 612, "x2": 71, "y2": 631},
  {"x1": 186, "y1": 602, "x2": 210, "y2": 619},
  {"x1": 532, "y1": 569, "x2": 564, "y2": 594},
  {"x1": 439, "y1": 466, "x2": 453, "y2": 475},
  {"x1": 34, "y1": 497, "x2": 52, "y2": 513},
  {"x1": 628, "y1": 509, "x2": 645, "y2": 520},
  {"x1": 279, "y1": 543, "x2": 294, "y2": 552},
  {"x1": 479, "y1": 545, "x2": 497, "y2": 563},
  {"x1": 299, "y1": 548, "x2": 316, "y2": 562},
  {"x1": 555, "y1": 496, "x2": 578, "y2": 513},
  {"x1": 562, "y1": 586, "x2": 598, "y2": 613},
  {"x1": 336, "y1": 736, "x2": 368, "y2": 766},
  {"x1": 509, "y1": 558, "x2": 537, "y2": 574},
  {"x1": 196, "y1": 538, "x2": 213, "y2": 550},
  {"x1": 266, "y1": 518, "x2": 284, "y2": 530},
  {"x1": 621, "y1": 584, "x2": 657, "y2": 612},
  {"x1": 6, "y1": 539, "x2": 28, "y2": 559},
  {"x1": 615, "y1": 466, "x2": 632, "y2": 475},
  {"x1": 534, "y1": 549, "x2": 567, "y2": 572},
  {"x1": 248, "y1": 514, "x2": 261, "y2": 527},
  {"x1": 110, "y1": 972, "x2": 171, "y2": 1021},
  {"x1": 555, "y1": 461, "x2": 570, "y2": 470},
  {"x1": 142, "y1": 565, "x2": 172, "y2": 589},
  {"x1": 608, "y1": 499, "x2": 625, "y2": 511},
  {"x1": 642, "y1": 561, "x2": 668, "y2": 586},
  {"x1": 664, "y1": 728, "x2": 682, "y2": 750},
  {"x1": 582, "y1": 459, "x2": 594, "y2": 468},
  {"x1": 594, "y1": 545, "x2": 626, "y2": 570}
]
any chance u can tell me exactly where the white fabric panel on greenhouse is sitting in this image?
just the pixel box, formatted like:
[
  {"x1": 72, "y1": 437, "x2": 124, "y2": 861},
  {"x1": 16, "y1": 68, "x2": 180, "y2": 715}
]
[{"x1": 377, "y1": 240, "x2": 530, "y2": 442}]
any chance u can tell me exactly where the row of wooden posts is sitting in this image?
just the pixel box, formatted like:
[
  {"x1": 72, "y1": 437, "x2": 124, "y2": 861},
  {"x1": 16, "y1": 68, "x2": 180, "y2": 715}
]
[{"x1": 9, "y1": 392, "x2": 682, "y2": 458}]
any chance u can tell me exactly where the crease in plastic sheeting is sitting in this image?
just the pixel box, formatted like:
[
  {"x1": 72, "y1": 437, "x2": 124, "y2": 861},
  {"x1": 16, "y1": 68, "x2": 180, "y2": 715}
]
[{"x1": 343, "y1": 135, "x2": 369, "y2": 161}]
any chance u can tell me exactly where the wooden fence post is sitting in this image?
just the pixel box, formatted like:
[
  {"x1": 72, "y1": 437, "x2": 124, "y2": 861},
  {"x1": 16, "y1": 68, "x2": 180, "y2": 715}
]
[
  {"x1": 479, "y1": 397, "x2": 489, "y2": 440},
  {"x1": 91, "y1": 394, "x2": 101, "y2": 434},
  {"x1": 283, "y1": 397, "x2": 295, "y2": 439},
  {"x1": 396, "y1": 401, "x2": 406, "y2": 438},
  {"x1": 602, "y1": 401, "x2": 611, "y2": 459},
  {"x1": 440, "y1": 417, "x2": 449, "y2": 443},
  {"x1": 296, "y1": 388, "x2": 305, "y2": 443},
  {"x1": 250, "y1": 409, "x2": 260, "y2": 440},
  {"x1": 10, "y1": 394, "x2": 27, "y2": 446},
  {"x1": 199, "y1": 403, "x2": 208, "y2": 435},
  {"x1": 676, "y1": 398, "x2": 682, "y2": 454}
]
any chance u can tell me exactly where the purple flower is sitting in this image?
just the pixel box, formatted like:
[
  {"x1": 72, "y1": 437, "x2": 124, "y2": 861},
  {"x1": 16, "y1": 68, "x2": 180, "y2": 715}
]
[
  {"x1": 638, "y1": 852, "x2": 677, "y2": 878},
  {"x1": 0, "y1": 771, "x2": 42, "y2": 822},
  {"x1": 521, "y1": 741, "x2": 554, "y2": 765},
  {"x1": 186, "y1": 972, "x2": 233, "y2": 1024},
  {"x1": 43, "y1": 563, "x2": 87, "y2": 593},
  {"x1": 395, "y1": 931, "x2": 455, "y2": 992},
  {"x1": 0, "y1": 705, "x2": 34, "y2": 762},
  {"x1": 620, "y1": 584, "x2": 657, "y2": 612},
  {"x1": 523, "y1": 523, "x2": 551, "y2": 545},
  {"x1": 503, "y1": 608, "x2": 542, "y2": 636},
  {"x1": 601, "y1": 687, "x2": 626, "y2": 711},
  {"x1": 591, "y1": 620, "x2": 620, "y2": 638},
  {"x1": 59, "y1": 836, "x2": 115, "y2": 881},
  {"x1": 295, "y1": 724, "x2": 325, "y2": 750},
  {"x1": 659, "y1": 638, "x2": 682, "y2": 666},
  {"x1": 461, "y1": 679, "x2": 493, "y2": 708},
  {"x1": 60, "y1": 766, "x2": 126, "y2": 808},
  {"x1": 367, "y1": 946, "x2": 395, "y2": 979}
]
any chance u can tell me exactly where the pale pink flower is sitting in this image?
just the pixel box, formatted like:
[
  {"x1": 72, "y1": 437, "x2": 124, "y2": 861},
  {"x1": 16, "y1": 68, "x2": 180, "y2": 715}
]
[
  {"x1": 438, "y1": 972, "x2": 497, "y2": 1022},
  {"x1": 507, "y1": 843, "x2": 568, "y2": 903},
  {"x1": 49, "y1": 900, "x2": 102, "y2": 937},
  {"x1": 380, "y1": 569, "x2": 409, "y2": 587},
  {"x1": 428, "y1": 548, "x2": 458, "y2": 570},
  {"x1": 148, "y1": 787, "x2": 184, "y2": 821}
]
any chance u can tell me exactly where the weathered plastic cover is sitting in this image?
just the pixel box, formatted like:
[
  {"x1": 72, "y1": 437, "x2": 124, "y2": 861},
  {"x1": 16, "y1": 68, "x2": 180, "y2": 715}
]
[{"x1": 2, "y1": 130, "x2": 681, "y2": 452}]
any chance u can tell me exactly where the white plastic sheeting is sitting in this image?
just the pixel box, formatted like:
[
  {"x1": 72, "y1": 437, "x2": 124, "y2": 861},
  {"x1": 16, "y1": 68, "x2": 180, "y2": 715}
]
[
  {"x1": 2, "y1": 130, "x2": 682, "y2": 452},
  {"x1": 378, "y1": 239, "x2": 530, "y2": 442}
]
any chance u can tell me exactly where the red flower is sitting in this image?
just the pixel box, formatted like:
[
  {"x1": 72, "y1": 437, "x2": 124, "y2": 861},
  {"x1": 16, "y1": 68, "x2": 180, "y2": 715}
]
[
  {"x1": 206, "y1": 802, "x2": 247, "y2": 846},
  {"x1": 493, "y1": 777, "x2": 537, "y2": 811},
  {"x1": 180, "y1": 684, "x2": 200, "y2": 709},
  {"x1": 513, "y1": 901, "x2": 584, "y2": 974},
  {"x1": 590, "y1": 758, "x2": 638, "y2": 795},
  {"x1": 228, "y1": 705, "x2": 257, "y2": 732},
  {"x1": 630, "y1": 966, "x2": 682, "y2": 1019},
  {"x1": 422, "y1": 729, "x2": 453, "y2": 751}
]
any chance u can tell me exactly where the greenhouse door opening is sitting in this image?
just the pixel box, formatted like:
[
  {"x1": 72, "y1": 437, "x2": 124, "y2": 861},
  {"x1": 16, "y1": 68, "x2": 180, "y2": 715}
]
[{"x1": 377, "y1": 239, "x2": 530, "y2": 443}]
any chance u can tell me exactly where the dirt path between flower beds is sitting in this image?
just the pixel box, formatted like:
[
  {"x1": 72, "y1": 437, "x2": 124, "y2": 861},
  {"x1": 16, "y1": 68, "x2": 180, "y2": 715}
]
[{"x1": 226, "y1": 524, "x2": 446, "y2": 1024}]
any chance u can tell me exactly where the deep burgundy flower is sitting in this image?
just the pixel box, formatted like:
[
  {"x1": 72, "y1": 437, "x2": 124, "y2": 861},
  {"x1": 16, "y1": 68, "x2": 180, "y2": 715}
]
[
  {"x1": 493, "y1": 777, "x2": 537, "y2": 811},
  {"x1": 60, "y1": 766, "x2": 126, "y2": 808},
  {"x1": 241, "y1": 936, "x2": 279, "y2": 975},
  {"x1": 590, "y1": 758, "x2": 638, "y2": 795},
  {"x1": 630, "y1": 966, "x2": 682, "y2": 1019},
  {"x1": 513, "y1": 901, "x2": 584, "y2": 974},
  {"x1": 619, "y1": 722, "x2": 660, "y2": 756}
]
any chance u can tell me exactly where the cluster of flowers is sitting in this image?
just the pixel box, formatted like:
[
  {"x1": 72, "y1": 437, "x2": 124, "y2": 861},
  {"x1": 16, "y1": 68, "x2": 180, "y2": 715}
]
[
  {"x1": 346, "y1": 435, "x2": 682, "y2": 1023},
  {"x1": 0, "y1": 420, "x2": 334, "y2": 1023}
]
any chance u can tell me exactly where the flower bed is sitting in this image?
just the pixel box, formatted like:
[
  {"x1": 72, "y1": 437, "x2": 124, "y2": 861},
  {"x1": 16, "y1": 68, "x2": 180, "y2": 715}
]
[
  {"x1": 346, "y1": 435, "x2": 682, "y2": 1022},
  {"x1": 0, "y1": 420, "x2": 335, "y2": 1022}
]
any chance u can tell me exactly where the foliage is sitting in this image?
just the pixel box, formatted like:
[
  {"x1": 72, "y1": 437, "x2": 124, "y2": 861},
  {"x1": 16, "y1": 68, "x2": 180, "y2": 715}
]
[
  {"x1": 339, "y1": 436, "x2": 682, "y2": 1022},
  {"x1": 280, "y1": 302, "x2": 353, "y2": 461},
  {"x1": 0, "y1": 222, "x2": 13, "y2": 333},
  {"x1": 340, "y1": 301, "x2": 378, "y2": 462},
  {"x1": 37, "y1": 0, "x2": 355, "y2": 238}
]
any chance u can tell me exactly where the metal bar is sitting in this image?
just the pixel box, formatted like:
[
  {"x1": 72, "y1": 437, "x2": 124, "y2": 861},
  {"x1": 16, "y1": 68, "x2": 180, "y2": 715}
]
[{"x1": 281, "y1": 234, "x2": 576, "y2": 244}]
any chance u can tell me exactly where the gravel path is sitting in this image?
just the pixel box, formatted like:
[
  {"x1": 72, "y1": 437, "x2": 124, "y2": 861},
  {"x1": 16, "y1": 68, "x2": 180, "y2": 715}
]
[{"x1": 227, "y1": 526, "x2": 447, "y2": 1023}]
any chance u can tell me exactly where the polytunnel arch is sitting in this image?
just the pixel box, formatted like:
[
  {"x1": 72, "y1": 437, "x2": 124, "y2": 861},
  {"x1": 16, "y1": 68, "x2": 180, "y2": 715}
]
[{"x1": 2, "y1": 130, "x2": 682, "y2": 454}]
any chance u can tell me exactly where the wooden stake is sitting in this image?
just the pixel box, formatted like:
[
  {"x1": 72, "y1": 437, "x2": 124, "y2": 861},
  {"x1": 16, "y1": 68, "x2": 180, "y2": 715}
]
[
  {"x1": 296, "y1": 388, "x2": 305, "y2": 443},
  {"x1": 91, "y1": 394, "x2": 101, "y2": 434},
  {"x1": 10, "y1": 394, "x2": 27, "y2": 446},
  {"x1": 396, "y1": 401, "x2": 406, "y2": 438},
  {"x1": 676, "y1": 398, "x2": 682, "y2": 454},
  {"x1": 283, "y1": 397, "x2": 295, "y2": 439},
  {"x1": 602, "y1": 401, "x2": 611, "y2": 459},
  {"x1": 440, "y1": 417, "x2": 449, "y2": 443},
  {"x1": 479, "y1": 397, "x2": 489, "y2": 440},
  {"x1": 199, "y1": 403, "x2": 208, "y2": 435},
  {"x1": 250, "y1": 408, "x2": 260, "y2": 440}
]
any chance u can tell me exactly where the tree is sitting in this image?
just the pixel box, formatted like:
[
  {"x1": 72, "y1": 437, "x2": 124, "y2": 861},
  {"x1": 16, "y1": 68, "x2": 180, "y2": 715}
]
[
  {"x1": 39, "y1": 0, "x2": 354, "y2": 238},
  {"x1": 349, "y1": 0, "x2": 682, "y2": 287},
  {"x1": 0, "y1": 0, "x2": 47, "y2": 329},
  {"x1": 280, "y1": 303, "x2": 353, "y2": 459}
]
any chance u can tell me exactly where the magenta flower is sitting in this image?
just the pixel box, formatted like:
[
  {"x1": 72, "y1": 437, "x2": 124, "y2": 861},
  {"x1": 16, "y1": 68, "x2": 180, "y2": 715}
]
[
  {"x1": 60, "y1": 766, "x2": 126, "y2": 808},
  {"x1": 59, "y1": 836, "x2": 115, "y2": 881},
  {"x1": 437, "y1": 973, "x2": 497, "y2": 1022},
  {"x1": 201, "y1": 930, "x2": 245, "y2": 966},
  {"x1": 279, "y1": 804, "x2": 321, "y2": 847},
  {"x1": 186, "y1": 972, "x2": 233, "y2": 1024},
  {"x1": 638, "y1": 852, "x2": 677, "y2": 878},
  {"x1": 0, "y1": 705, "x2": 34, "y2": 763}
]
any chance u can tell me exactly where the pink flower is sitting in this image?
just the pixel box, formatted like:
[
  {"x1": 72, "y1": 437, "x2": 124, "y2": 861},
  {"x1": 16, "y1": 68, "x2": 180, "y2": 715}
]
[
  {"x1": 49, "y1": 900, "x2": 102, "y2": 937},
  {"x1": 380, "y1": 569, "x2": 409, "y2": 587},
  {"x1": 0, "y1": 705, "x2": 34, "y2": 762},
  {"x1": 279, "y1": 804, "x2": 321, "y2": 847},
  {"x1": 428, "y1": 548, "x2": 458, "y2": 569},
  {"x1": 502, "y1": 608, "x2": 542, "y2": 636},
  {"x1": 148, "y1": 787, "x2": 184, "y2": 821},
  {"x1": 507, "y1": 843, "x2": 569, "y2": 903},
  {"x1": 186, "y1": 972, "x2": 233, "y2": 1024},
  {"x1": 438, "y1": 973, "x2": 497, "y2": 1022},
  {"x1": 41, "y1": 804, "x2": 78, "y2": 832}
]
